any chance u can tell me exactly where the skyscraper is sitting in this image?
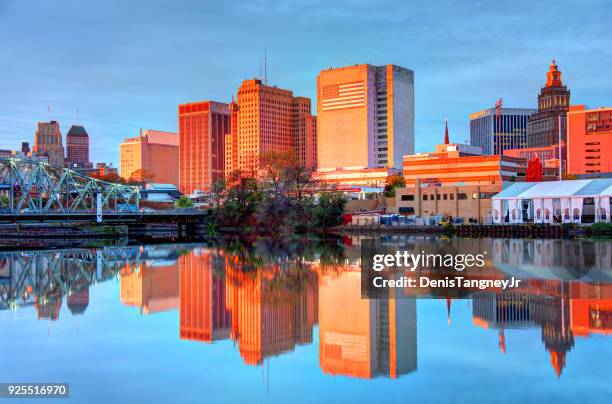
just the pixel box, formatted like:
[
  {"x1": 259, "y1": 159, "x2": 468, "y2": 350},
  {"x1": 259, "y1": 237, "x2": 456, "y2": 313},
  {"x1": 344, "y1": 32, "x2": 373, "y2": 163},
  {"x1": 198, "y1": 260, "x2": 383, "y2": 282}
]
[
  {"x1": 316, "y1": 64, "x2": 414, "y2": 171},
  {"x1": 178, "y1": 101, "x2": 230, "y2": 194},
  {"x1": 32, "y1": 121, "x2": 65, "y2": 166},
  {"x1": 66, "y1": 125, "x2": 90, "y2": 168},
  {"x1": 232, "y1": 79, "x2": 317, "y2": 174},
  {"x1": 470, "y1": 108, "x2": 536, "y2": 155},
  {"x1": 527, "y1": 60, "x2": 571, "y2": 148}
]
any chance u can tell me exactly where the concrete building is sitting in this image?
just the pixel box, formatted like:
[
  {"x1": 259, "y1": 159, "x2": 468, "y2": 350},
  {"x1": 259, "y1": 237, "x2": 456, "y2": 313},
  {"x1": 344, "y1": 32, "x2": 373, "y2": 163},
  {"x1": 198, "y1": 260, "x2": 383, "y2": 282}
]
[
  {"x1": 393, "y1": 182, "x2": 501, "y2": 223},
  {"x1": 230, "y1": 79, "x2": 317, "y2": 175},
  {"x1": 66, "y1": 125, "x2": 91, "y2": 169},
  {"x1": 527, "y1": 60, "x2": 571, "y2": 148},
  {"x1": 316, "y1": 64, "x2": 414, "y2": 171},
  {"x1": 120, "y1": 129, "x2": 178, "y2": 186},
  {"x1": 178, "y1": 101, "x2": 230, "y2": 194},
  {"x1": 567, "y1": 105, "x2": 612, "y2": 175},
  {"x1": 32, "y1": 121, "x2": 65, "y2": 166},
  {"x1": 470, "y1": 108, "x2": 536, "y2": 155},
  {"x1": 403, "y1": 123, "x2": 525, "y2": 186},
  {"x1": 492, "y1": 179, "x2": 612, "y2": 224}
]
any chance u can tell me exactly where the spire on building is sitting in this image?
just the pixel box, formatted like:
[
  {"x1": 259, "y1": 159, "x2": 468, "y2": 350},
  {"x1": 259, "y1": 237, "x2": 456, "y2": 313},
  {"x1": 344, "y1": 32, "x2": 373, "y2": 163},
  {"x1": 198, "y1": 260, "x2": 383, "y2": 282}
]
[
  {"x1": 550, "y1": 350, "x2": 566, "y2": 378},
  {"x1": 446, "y1": 298, "x2": 452, "y2": 325},
  {"x1": 444, "y1": 118, "x2": 450, "y2": 145},
  {"x1": 546, "y1": 59, "x2": 563, "y2": 88}
]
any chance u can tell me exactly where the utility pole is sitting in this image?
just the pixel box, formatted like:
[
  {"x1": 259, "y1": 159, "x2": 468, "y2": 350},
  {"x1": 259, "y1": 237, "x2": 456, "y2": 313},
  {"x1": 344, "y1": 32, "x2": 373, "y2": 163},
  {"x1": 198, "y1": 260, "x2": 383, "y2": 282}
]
[{"x1": 495, "y1": 98, "x2": 503, "y2": 182}]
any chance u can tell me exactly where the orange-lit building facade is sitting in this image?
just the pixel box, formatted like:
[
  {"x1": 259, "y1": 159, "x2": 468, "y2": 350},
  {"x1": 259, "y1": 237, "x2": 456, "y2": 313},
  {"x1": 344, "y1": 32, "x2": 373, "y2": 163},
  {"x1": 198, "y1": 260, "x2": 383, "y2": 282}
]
[
  {"x1": 503, "y1": 144, "x2": 565, "y2": 172},
  {"x1": 567, "y1": 105, "x2": 612, "y2": 175},
  {"x1": 179, "y1": 249, "x2": 231, "y2": 342},
  {"x1": 402, "y1": 142, "x2": 524, "y2": 186},
  {"x1": 318, "y1": 270, "x2": 417, "y2": 378},
  {"x1": 230, "y1": 79, "x2": 317, "y2": 174},
  {"x1": 315, "y1": 166, "x2": 400, "y2": 188},
  {"x1": 120, "y1": 260, "x2": 179, "y2": 315},
  {"x1": 33, "y1": 120, "x2": 65, "y2": 167},
  {"x1": 178, "y1": 101, "x2": 230, "y2": 194},
  {"x1": 120, "y1": 129, "x2": 179, "y2": 185},
  {"x1": 316, "y1": 64, "x2": 414, "y2": 171},
  {"x1": 527, "y1": 60, "x2": 571, "y2": 148}
]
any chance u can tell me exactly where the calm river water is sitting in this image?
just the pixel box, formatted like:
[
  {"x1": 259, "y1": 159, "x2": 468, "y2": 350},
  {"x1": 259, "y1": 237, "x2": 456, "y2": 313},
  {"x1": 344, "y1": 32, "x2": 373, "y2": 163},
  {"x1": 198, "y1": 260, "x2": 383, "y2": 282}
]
[{"x1": 1, "y1": 236, "x2": 611, "y2": 403}]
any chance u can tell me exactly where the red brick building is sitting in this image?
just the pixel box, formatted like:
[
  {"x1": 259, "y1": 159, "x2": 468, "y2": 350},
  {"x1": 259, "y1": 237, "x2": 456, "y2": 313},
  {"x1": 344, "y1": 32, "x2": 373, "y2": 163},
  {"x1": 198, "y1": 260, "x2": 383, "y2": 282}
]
[{"x1": 178, "y1": 101, "x2": 230, "y2": 194}]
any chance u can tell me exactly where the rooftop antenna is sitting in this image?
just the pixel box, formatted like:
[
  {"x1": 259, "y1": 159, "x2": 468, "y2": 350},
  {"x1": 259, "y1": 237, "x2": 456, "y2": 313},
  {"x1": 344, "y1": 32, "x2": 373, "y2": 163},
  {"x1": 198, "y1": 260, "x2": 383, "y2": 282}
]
[
  {"x1": 264, "y1": 47, "x2": 268, "y2": 85},
  {"x1": 259, "y1": 58, "x2": 263, "y2": 81}
]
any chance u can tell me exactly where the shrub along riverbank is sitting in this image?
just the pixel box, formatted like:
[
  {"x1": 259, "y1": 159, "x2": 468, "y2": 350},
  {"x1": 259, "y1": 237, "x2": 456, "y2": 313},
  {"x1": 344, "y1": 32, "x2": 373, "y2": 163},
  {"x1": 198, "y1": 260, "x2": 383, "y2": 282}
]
[{"x1": 207, "y1": 151, "x2": 346, "y2": 235}]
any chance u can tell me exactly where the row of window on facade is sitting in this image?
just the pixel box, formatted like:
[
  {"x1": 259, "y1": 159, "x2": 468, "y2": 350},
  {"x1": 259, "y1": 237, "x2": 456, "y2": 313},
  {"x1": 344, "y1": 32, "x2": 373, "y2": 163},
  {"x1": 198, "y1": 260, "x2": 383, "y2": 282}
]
[{"x1": 401, "y1": 192, "x2": 494, "y2": 201}]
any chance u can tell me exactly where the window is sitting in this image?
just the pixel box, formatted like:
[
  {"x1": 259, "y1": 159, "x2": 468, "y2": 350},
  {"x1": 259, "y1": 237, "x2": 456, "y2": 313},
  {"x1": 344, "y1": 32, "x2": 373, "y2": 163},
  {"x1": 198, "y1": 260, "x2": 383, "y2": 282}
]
[
  {"x1": 399, "y1": 207, "x2": 415, "y2": 214},
  {"x1": 436, "y1": 194, "x2": 441, "y2": 200},
  {"x1": 443, "y1": 194, "x2": 448, "y2": 200},
  {"x1": 401, "y1": 194, "x2": 414, "y2": 201},
  {"x1": 458, "y1": 193, "x2": 468, "y2": 200},
  {"x1": 472, "y1": 193, "x2": 478, "y2": 199},
  {"x1": 423, "y1": 194, "x2": 428, "y2": 201},
  {"x1": 449, "y1": 194, "x2": 454, "y2": 200}
]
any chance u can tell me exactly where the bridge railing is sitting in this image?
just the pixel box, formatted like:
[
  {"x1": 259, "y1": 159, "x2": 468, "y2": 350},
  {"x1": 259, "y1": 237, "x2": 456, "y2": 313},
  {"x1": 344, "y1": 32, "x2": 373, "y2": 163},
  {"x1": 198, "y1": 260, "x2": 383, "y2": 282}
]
[{"x1": 0, "y1": 157, "x2": 140, "y2": 214}]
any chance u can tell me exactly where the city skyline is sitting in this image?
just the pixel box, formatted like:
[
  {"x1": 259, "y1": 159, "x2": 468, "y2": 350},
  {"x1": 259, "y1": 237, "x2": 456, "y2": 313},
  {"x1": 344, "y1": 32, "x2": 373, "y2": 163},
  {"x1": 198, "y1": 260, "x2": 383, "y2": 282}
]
[{"x1": 1, "y1": 1, "x2": 611, "y2": 165}]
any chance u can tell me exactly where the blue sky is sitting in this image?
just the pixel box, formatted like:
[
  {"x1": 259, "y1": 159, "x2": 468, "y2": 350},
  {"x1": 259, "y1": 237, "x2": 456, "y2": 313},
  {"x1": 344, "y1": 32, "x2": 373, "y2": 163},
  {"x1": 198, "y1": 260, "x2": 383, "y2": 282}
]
[{"x1": 1, "y1": 0, "x2": 611, "y2": 165}]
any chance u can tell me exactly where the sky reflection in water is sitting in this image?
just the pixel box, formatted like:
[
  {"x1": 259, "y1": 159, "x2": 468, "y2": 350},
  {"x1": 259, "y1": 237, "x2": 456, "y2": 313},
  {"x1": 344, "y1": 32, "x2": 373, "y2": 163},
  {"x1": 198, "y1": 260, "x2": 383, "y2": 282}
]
[{"x1": 0, "y1": 236, "x2": 611, "y2": 403}]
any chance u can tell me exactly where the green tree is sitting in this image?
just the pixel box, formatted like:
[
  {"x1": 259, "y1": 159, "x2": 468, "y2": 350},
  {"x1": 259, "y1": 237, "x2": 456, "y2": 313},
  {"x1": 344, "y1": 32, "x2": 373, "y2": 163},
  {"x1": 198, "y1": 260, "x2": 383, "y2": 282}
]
[{"x1": 174, "y1": 195, "x2": 194, "y2": 208}]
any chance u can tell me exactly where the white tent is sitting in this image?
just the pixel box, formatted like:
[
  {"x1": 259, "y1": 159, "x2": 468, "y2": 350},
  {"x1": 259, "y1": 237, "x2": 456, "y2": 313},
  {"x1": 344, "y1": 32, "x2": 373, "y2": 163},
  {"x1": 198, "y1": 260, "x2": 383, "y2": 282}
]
[{"x1": 492, "y1": 179, "x2": 612, "y2": 224}]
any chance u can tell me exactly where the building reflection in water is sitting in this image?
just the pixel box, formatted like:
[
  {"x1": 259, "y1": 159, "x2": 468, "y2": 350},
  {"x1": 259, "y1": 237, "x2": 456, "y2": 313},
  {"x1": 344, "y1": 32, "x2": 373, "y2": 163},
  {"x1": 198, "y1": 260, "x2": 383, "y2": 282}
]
[
  {"x1": 120, "y1": 247, "x2": 180, "y2": 315},
  {"x1": 318, "y1": 269, "x2": 417, "y2": 379},
  {"x1": 1, "y1": 237, "x2": 611, "y2": 380}
]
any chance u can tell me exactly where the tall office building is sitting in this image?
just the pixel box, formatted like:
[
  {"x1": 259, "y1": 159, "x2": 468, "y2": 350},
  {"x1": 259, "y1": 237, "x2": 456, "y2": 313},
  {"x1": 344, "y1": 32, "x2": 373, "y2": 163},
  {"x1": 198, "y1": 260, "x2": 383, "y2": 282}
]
[
  {"x1": 292, "y1": 97, "x2": 317, "y2": 170},
  {"x1": 527, "y1": 60, "x2": 571, "y2": 148},
  {"x1": 231, "y1": 79, "x2": 316, "y2": 174},
  {"x1": 178, "y1": 101, "x2": 230, "y2": 194},
  {"x1": 316, "y1": 64, "x2": 414, "y2": 171},
  {"x1": 120, "y1": 129, "x2": 179, "y2": 185},
  {"x1": 66, "y1": 125, "x2": 90, "y2": 168},
  {"x1": 32, "y1": 121, "x2": 65, "y2": 166},
  {"x1": 470, "y1": 108, "x2": 536, "y2": 155}
]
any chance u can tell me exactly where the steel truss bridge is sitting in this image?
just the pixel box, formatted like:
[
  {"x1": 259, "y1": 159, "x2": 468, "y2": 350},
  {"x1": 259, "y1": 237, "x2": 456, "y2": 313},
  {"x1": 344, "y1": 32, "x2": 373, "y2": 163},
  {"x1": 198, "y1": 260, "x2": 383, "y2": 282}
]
[
  {"x1": 0, "y1": 247, "x2": 141, "y2": 311},
  {"x1": 0, "y1": 157, "x2": 140, "y2": 215}
]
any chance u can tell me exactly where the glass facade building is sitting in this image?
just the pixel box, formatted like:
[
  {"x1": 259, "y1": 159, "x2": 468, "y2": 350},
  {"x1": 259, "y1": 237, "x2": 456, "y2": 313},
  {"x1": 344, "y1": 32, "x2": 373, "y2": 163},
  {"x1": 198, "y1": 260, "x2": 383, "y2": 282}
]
[{"x1": 470, "y1": 108, "x2": 536, "y2": 155}]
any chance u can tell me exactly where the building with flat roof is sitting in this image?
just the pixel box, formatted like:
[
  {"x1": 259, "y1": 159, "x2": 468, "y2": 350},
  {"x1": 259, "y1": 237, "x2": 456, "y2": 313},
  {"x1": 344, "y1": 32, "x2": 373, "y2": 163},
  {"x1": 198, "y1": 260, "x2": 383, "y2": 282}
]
[
  {"x1": 404, "y1": 121, "x2": 527, "y2": 186},
  {"x1": 567, "y1": 105, "x2": 612, "y2": 175},
  {"x1": 179, "y1": 101, "x2": 230, "y2": 194},
  {"x1": 120, "y1": 129, "x2": 178, "y2": 186},
  {"x1": 470, "y1": 108, "x2": 535, "y2": 155},
  {"x1": 32, "y1": 121, "x2": 65, "y2": 166},
  {"x1": 527, "y1": 60, "x2": 570, "y2": 148},
  {"x1": 315, "y1": 166, "x2": 400, "y2": 188},
  {"x1": 317, "y1": 64, "x2": 414, "y2": 171},
  {"x1": 392, "y1": 182, "x2": 501, "y2": 223},
  {"x1": 230, "y1": 79, "x2": 317, "y2": 175}
]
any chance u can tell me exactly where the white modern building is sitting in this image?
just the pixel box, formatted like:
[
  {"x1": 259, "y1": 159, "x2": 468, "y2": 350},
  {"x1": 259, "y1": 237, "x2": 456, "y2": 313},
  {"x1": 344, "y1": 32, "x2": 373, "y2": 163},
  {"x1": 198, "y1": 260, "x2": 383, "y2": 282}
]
[{"x1": 492, "y1": 179, "x2": 612, "y2": 224}]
